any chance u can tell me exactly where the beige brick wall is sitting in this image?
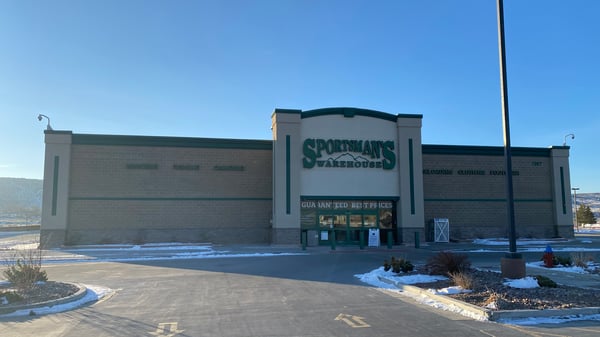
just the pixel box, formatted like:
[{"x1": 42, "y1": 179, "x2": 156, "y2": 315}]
[
  {"x1": 66, "y1": 144, "x2": 273, "y2": 245},
  {"x1": 69, "y1": 145, "x2": 271, "y2": 198},
  {"x1": 58, "y1": 136, "x2": 568, "y2": 245},
  {"x1": 423, "y1": 153, "x2": 558, "y2": 240}
]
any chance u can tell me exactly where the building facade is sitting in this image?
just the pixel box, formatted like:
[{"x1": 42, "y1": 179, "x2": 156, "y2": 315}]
[{"x1": 40, "y1": 107, "x2": 574, "y2": 247}]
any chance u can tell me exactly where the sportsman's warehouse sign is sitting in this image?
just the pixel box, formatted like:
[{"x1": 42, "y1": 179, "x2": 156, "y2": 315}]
[{"x1": 302, "y1": 138, "x2": 396, "y2": 170}]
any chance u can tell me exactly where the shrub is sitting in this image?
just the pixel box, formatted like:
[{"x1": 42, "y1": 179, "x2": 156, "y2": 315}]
[
  {"x1": 0, "y1": 291, "x2": 23, "y2": 304},
  {"x1": 383, "y1": 260, "x2": 391, "y2": 272},
  {"x1": 383, "y1": 257, "x2": 414, "y2": 273},
  {"x1": 3, "y1": 249, "x2": 48, "y2": 290},
  {"x1": 554, "y1": 255, "x2": 572, "y2": 267},
  {"x1": 449, "y1": 271, "x2": 475, "y2": 290},
  {"x1": 426, "y1": 251, "x2": 471, "y2": 275},
  {"x1": 570, "y1": 252, "x2": 594, "y2": 268},
  {"x1": 393, "y1": 258, "x2": 414, "y2": 273},
  {"x1": 535, "y1": 275, "x2": 557, "y2": 288}
]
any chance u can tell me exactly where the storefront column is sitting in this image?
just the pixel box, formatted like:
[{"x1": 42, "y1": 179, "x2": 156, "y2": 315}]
[
  {"x1": 550, "y1": 146, "x2": 575, "y2": 238},
  {"x1": 271, "y1": 109, "x2": 302, "y2": 244},
  {"x1": 40, "y1": 130, "x2": 73, "y2": 248},
  {"x1": 396, "y1": 115, "x2": 425, "y2": 243}
]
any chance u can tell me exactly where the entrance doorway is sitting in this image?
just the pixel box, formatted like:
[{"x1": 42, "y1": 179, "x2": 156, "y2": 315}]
[
  {"x1": 301, "y1": 198, "x2": 397, "y2": 246},
  {"x1": 317, "y1": 211, "x2": 379, "y2": 245}
]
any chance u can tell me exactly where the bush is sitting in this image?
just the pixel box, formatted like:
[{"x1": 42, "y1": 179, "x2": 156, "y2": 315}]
[
  {"x1": 554, "y1": 255, "x2": 572, "y2": 267},
  {"x1": 449, "y1": 271, "x2": 475, "y2": 290},
  {"x1": 535, "y1": 275, "x2": 557, "y2": 288},
  {"x1": 3, "y1": 249, "x2": 48, "y2": 290},
  {"x1": 571, "y1": 252, "x2": 594, "y2": 268},
  {"x1": 0, "y1": 291, "x2": 23, "y2": 304},
  {"x1": 426, "y1": 251, "x2": 471, "y2": 275},
  {"x1": 383, "y1": 256, "x2": 414, "y2": 273}
]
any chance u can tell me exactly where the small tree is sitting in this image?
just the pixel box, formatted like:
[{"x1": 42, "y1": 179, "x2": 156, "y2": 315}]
[
  {"x1": 3, "y1": 249, "x2": 48, "y2": 290},
  {"x1": 577, "y1": 204, "x2": 597, "y2": 225}
]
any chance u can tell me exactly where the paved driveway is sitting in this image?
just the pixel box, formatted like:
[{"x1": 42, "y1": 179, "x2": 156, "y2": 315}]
[{"x1": 2, "y1": 252, "x2": 600, "y2": 337}]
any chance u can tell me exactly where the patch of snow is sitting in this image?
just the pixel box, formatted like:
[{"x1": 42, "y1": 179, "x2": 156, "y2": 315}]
[
  {"x1": 485, "y1": 301, "x2": 498, "y2": 310},
  {"x1": 354, "y1": 269, "x2": 398, "y2": 289},
  {"x1": 394, "y1": 290, "x2": 489, "y2": 321},
  {"x1": 428, "y1": 286, "x2": 472, "y2": 295},
  {"x1": 0, "y1": 284, "x2": 113, "y2": 318},
  {"x1": 499, "y1": 314, "x2": 600, "y2": 325},
  {"x1": 503, "y1": 277, "x2": 539, "y2": 289},
  {"x1": 473, "y1": 238, "x2": 567, "y2": 246},
  {"x1": 391, "y1": 273, "x2": 448, "y2": 284},
  {"x1": 358, "y1": 267, "x2": 600, "y2": 325},
  {"x1": 527, "y1": 261, "x2": 592, "y2": 274}
]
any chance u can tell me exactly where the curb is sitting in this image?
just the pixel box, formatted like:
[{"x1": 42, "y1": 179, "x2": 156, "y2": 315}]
[
  {"x1": 0, "y1": 282, "x2": 88, "y2": 315},
  {"x1": 377, "y1": 276, "x2": 600, "y2": 322}
]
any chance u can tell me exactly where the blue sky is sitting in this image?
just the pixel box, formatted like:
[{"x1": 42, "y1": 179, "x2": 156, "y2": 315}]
[{"x1": 1, "y1": 0, "x2": 598, "y2": 192}]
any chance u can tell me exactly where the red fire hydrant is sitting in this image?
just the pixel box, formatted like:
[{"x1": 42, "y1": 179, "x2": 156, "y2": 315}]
[{"x1": 542, "y1": 244, "x2": 554, "y2": 268}]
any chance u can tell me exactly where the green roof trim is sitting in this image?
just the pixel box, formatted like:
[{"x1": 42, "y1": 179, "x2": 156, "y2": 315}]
[
  {"x1": 301, "y1": 107, "x2": 399, "y2": 122},
  {"x1": 422, "y1": 144, "x2": 552, "y2": 157},
  {"x1": 301, "y1": 195, "x2": 400, "y2": 201},
  {"x1": 424, "y1": 198, "x2": 552, "y2": 203},
  {"x1": 72, "y1": 133, "x2": 272, "y2": 150},
  {"x1": 70, "y1": 196, "x2": 272, "y2": 201},
  {"x1": 397, "y1": 113, "x2": 423, "y2": 119},
  {"x1": 44, "y1": 130, "x2": 73, "y2": 135}
]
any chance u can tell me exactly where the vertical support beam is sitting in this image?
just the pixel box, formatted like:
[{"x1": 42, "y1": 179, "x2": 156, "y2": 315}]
[
  {"x1": 271, "y1": 109, "x2": 302, "y2": 244},
  {"x1": 40, "y1": 130, "x2": 73, "y2": 248},
  {"x1": 550, "y1": 147, "x2": 574, "y2": 238},
  {"x1": 396, "y1": 115, "x2": 424, "y2": 243}
]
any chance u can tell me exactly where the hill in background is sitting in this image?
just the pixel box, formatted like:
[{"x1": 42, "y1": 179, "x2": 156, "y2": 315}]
[{"x1": 0, "y1": 177, "x2": 42, "y2": 227}]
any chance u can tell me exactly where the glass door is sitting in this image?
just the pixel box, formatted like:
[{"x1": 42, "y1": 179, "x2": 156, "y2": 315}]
[
  {"x1": 348, "y1": 214, "x2": 362, "y2": 243},
  {"x1": 333, "y1": 214, "x2": 348, "y2": 243},
  {"x1": 317, "y1": 211, "x2": 380, "y2": 246}
]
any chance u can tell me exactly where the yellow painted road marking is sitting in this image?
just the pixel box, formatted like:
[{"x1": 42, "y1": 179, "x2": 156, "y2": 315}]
[
  {"x1": 335, "y1": 313, "x2": 370, "y2": 328},
  {"x1": 149, "y1": 322, "x2": 184, "y2": 337}
]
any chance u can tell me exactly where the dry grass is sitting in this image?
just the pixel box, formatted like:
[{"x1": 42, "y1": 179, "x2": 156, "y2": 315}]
[
  {"x1": 425, "y1": 251, "x2": 471, "y2": 275},
  {"x1": 570, "y1": 252, "x2": 595, "y2": 268},
  {"x1": 449, "y1": 270, "x2": 475, "y2": 289}
]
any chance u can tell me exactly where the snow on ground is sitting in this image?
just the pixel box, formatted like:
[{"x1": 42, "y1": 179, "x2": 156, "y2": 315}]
[
  {"x1": 354, "y1": 267, "x2": 600, "y2": 325},
  {"x1": 526, "y1": 260, "x2": 600, "y2": 273},
  {"x1": 0, "y1": 285, "x2": 114, "y2": 318},
  {"x1": 355, "y1": 268, "x2": 487, "y2": 321},
  {"x1": 469, "y1": 234, "x2": 600, "y2": 253},
  {"x1": 503, "y1": 277, "x2": 539, "y2": 289}
]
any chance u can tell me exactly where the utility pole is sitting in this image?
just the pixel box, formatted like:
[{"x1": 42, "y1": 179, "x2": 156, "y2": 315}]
[
  {"x1": 572, "y1": 187, "x2": 579, "y2": 232},
  {"x1": 497, "y1": 0, "x2": 525, "y2": 279}
]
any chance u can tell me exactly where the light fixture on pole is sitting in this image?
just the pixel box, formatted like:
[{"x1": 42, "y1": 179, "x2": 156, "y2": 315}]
[
  {"x1": 563, "y1": 133, "x2": 575, "y2": 146},
  {"x1": 37, "y1": 114, "x2": 53, "y2": 130},
  {"x1": 572, "y1": 187, "x2": 580, "y2": 232}
]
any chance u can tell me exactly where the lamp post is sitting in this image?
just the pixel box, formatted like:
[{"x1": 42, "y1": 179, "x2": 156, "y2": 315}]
[
  {"x1": 572, "y1": 187, "x2": 580, "y2": 232},
  {"x1": 563, "y1": 133, "x2": 575, "y2": 146},
  {"x1": 37, "y1": 114, "x2": 53, "y2": 130},
  {"x1": 497, "y1": 0, "x2": 525, "y2": 279}
]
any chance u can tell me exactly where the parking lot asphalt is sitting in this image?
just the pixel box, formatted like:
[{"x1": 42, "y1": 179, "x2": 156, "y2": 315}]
[{"x1": 2, "y1": 231, "x2": 600, "y2": 336}]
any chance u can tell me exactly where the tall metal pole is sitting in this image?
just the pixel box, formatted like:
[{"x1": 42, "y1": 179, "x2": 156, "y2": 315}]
[
  {"x1": 572, "y1": 187, "x2": 579, "y2": 232},
  {"x1": 496, "y1": 0, "x2": 517, "y2": 254}
]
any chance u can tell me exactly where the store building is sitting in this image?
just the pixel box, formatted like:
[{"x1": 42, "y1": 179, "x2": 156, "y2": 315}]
[{"x1": 40, "y1": 107, "x2": 574, "y2": 248}]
